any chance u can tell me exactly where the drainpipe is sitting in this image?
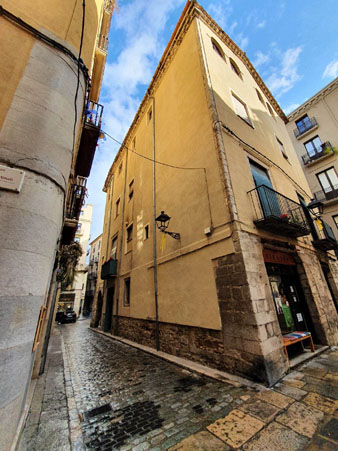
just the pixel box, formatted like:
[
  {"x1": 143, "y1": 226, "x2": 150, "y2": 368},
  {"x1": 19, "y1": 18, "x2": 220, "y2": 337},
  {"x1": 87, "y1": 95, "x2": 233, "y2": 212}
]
[
  {"x1": 114, "y1": 150, "x2": 128, "y2": 335},
  {"x1": 150, "y1": 95, "x2": 160, "y2": 351}
]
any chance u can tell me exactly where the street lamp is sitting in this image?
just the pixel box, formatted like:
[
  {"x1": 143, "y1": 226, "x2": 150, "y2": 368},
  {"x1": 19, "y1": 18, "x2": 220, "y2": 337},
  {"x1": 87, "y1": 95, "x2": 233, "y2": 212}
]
[
  {"x1": 155, "y1": 211, "x2": 180, "y2": 240},
  {"x1": 307, "y1": 199, "x2": 324, "y2": 217}
]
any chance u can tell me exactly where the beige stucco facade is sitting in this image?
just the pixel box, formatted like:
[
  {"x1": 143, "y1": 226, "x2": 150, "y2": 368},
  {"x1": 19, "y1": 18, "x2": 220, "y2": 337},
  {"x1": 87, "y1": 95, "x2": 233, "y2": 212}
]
[
  {"x1": 84, "y1": 233, "x2": 103, "y2": 316},
  {"x1": 0, "y1": 1, "x2": 113, "y2": 448},
  {"x1": 92, "y1": 2, "x2": 338, "y2": 386},
  {"x1": 286, "y1": 78, "x2": 338, "y2": 241}
]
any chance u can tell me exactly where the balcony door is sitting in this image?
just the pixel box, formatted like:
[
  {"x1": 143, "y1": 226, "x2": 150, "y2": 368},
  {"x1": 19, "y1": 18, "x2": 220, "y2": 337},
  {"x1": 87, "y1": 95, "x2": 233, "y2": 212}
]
[
  {"x1": 317, "y1": 167, "x2": 338, "y2": 200},
  {"x1": 250, "y1": 161, "x2": 280, "y2": 218}
]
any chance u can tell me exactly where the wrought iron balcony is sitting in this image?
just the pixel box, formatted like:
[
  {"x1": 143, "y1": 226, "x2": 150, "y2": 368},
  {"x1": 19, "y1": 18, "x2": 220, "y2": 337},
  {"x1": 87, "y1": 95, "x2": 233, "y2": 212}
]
[
  {"x1": 294, "y1": 117, "x2": 317, "y2": 138},
  {"x1": 75, "y1": 101, "x2": 104, "y2": 178},
  {"x1": 248, "y1": 185, "x2": 310, "y2": 237},
  {"x1": 302, "y1": 142, "x2": 334, "y2": 165},
  {"x1": 66, "y1": 176, "x2": 87, "y2": 221},
  {"x1": 313, "y1": 184, "x2": 338, "y2": 202},
  {"x1": 312, "y1": 218, "x2": 338, "y2": 251},
  {"x1": 101, "y1": 259, "x2": 117, "y2": 279}
]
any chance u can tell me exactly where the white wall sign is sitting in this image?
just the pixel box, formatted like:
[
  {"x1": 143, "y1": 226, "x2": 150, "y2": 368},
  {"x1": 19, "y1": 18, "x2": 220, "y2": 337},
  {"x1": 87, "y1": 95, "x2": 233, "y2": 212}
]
[{"x1": 0, "y1": 165, "x2": 25, "y2": 192}]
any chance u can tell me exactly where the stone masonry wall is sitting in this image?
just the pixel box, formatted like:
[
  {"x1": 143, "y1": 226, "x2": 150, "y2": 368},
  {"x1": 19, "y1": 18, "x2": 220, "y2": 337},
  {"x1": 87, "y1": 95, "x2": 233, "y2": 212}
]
[
  {"x1": 297, "y1": 247, "x2": 338, "y2": 346},
  {"x1": 214, "y1": 230, "x2": 287, "y2": 385}
]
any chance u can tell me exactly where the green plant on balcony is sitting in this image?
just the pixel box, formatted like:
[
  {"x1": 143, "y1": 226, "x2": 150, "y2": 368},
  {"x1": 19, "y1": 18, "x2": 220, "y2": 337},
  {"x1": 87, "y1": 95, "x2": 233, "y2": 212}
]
[{"x1": 57, "y1": 242, "x2": 82, "y2": 286}]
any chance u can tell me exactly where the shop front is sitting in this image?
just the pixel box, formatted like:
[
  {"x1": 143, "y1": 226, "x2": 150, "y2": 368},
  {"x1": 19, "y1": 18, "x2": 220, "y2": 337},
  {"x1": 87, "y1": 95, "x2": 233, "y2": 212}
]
[{"x1": 264, "y1": 249, "x2": 317, "y2": 358}]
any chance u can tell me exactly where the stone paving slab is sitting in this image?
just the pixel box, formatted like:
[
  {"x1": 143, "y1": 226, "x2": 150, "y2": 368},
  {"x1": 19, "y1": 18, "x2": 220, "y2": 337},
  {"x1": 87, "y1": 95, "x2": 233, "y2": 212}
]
[
  {"x1": 206, "y1": 409, "x2": 264, "y2": 448},
  {"x1": 275, "y1": 401, "x2": 324, "y2": 438},
  {"x1": 169, "y1": 430, "x2": 230, "y2": 450}
]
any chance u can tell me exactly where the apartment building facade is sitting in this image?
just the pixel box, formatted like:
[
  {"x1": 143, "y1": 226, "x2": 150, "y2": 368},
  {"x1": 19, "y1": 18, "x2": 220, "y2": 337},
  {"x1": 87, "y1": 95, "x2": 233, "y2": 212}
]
[
  {"x1": 59, "y1": 204, "x2": 93, "y2": 315},
  {"x1": 0, "y1": 1, "x2": 113, "y2": 447},
  {"x1": 84, "y1": 233, "x2": 103, "y2": 316},
  {"x1": 93, "y1": 1, "x2": 338, "y2": 386},
  {"x1": 286, "y1": 78, "x2": 338, "y2": 244}
]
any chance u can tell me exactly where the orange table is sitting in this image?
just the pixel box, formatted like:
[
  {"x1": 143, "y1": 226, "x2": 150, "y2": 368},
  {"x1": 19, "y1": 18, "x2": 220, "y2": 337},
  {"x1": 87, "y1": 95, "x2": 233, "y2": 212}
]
[{"x1": 282, "y1": 331, "x2": 314, "y2": 364}]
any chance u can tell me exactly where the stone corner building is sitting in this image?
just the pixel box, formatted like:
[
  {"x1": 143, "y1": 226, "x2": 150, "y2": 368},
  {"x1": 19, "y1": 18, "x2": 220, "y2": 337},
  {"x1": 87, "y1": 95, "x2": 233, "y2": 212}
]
[
  {"x1": 92, "y1": 1, "x2": 338, "y2": 386},
  {"x1": 0, "y1": 1, "x2": 114, "y2": 449}
]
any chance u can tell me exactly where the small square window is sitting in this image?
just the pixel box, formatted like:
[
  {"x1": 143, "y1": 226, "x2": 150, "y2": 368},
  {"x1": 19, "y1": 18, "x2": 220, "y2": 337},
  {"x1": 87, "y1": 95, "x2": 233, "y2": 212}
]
[
  {"x1": 124, "y1": 278, "x2": 131, "y2": 306},
  {"x1": 148, "y1": 108, "x2": 152, "y2": 123},
  {"x1": 129, "y1": 179, "x2": 134, "y2": 200},
  {"x1": 232, "y1": 93, "x2": 252, "y2": 126},
  {"x1": 276, "y1": 137, "x2": 288, "y2": 159},
  {"x1": 126, "y1": 223, "x2": 133, "y2": 242},
  {"x1": 115, "y1": 198, "x2": 120, "y2": 217},
  {"x1": 144, "y1": 225, "x2": 149, "y2": 240},
  {"x1": 267, "y1": 103, "x2": 275, "y2": 117}
]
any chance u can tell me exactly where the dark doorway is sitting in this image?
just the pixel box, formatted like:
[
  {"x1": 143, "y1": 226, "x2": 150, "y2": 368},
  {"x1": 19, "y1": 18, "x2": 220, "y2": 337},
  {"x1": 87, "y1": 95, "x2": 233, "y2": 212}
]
[
  {"x1": 93, "y1": 291, "x2": 103, "y2": 328},
  {"x1": 104, "y1": 286, "x2": 114, "y2": 333},
  {"x1": 266, "y1": 262, "x2": 318, "y2": 342}
]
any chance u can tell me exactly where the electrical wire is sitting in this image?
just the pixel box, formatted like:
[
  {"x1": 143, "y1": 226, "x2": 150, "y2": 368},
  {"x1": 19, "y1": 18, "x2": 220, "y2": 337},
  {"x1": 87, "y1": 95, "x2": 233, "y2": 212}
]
[
  {"x1": 219, "y1": 122, "x2": 311, "y2": 199},
  {"x1": 72, "y1": 0, "x2": 86, "y2": 157},
  {"x1": 102, "y1": 130, "x2": 206, "y2": 171}
]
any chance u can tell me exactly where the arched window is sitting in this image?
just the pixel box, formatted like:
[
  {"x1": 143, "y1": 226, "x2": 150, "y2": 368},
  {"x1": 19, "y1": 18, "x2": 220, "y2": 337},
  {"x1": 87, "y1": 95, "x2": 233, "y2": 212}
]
[
  {"x1": 211, "y1": 38, "x2": 225, "y2": 60},
  {"x1": 229, "y1": 58, "x2": 242, "y2": 79}
]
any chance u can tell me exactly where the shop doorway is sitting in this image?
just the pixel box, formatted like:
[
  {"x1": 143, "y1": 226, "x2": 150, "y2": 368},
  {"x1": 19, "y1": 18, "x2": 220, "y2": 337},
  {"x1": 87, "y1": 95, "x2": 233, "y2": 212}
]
[
  {"x1": 104, "y1": 286, "x2": 114, "y2": 333},
  {"x1": 265, "y1": 257, "x2": 317, "y2": 343}
]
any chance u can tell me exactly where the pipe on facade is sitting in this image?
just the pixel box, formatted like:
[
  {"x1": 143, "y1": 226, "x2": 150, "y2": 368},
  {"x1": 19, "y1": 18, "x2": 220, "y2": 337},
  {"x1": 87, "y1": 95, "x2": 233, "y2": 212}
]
[
  {"x1": 114, "y1": 151, "x2": 128, "y2": 336},
  {"x1": 149, "y1": 96, "x2": 160, "y2": 351}
]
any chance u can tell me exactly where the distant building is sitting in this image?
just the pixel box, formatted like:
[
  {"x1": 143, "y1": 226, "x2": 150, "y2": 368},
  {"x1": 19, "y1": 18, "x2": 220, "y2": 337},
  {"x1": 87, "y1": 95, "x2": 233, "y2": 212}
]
[
  {"x1": 58, "y1": 204, "x2": 93, "y2": 316},
  {"x1": 0, "y1": 1, "x2": 114, "y2": 447},
  {"x1": 286, "y1": 78, "x2": 338, "y2": 248},
  {"x1": 84, "y1": 233, "x2": 103, "y2": 316},
  {"x1": 92, "y1": 1, "x2": 338, "y2": 386}
]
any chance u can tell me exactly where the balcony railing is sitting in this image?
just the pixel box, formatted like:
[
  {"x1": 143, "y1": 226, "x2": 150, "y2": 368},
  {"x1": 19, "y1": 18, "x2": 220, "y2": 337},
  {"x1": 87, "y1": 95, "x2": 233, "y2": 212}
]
[
  {"x1": 97, "y1": 34, "x2": 109, "y2": 52},
  {"x1": 101, "y1": 259, "x2": 117, "y2": 280},
  {"x1": 313, "y1": 184, "x2": 338, "y2": 203},
  {"x1": 312, "y1": 218, "x2": 338, "y2": 251},
  {"x1": 302, "y1": 142, "x2": 334, "y2": 165},
  {"x1": 294, "y1": 117, "x2": 317, "y2": 138},
  {"x1": 75, "y1": 101, "x2": 104, "y2": 178},
  {"x1": 66, "y1": 176, "x2": 87, "y2": 221},
  {"x1": 248, "y1": 185, "x2": 310, "y2": 237}
]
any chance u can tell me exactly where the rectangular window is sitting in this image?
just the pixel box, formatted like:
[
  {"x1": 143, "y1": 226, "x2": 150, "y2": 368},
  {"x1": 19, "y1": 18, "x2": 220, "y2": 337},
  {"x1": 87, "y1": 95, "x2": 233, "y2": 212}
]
[
  {"x1": 124, "y1": 278, "x2": 130, "y2": 306},
  {"x1": 333, "y1": 215, "x2": 338, "y2": 230},
  {"x1": 111, "y1": 235, "x2": 118, "y2": 259},
  {"x1": 304, "y1": 136, "x2": 322, "y2": 157},
  {"x1": 129, "y1": 179, "x2": 134, "y2": 200},
  {"x1": 232, "y1": 94, "x2": 252, "y2": 126},
  {"x1": 119, "y1": 162, "x2": 123, "y2": 174},
  {"x1": 148, "y1": 108, "x2": 152, "y2": 123},
  {"x1": 144, "y1": 224, "x2": 149, "y2": 240},
  {"x1": 133, "y1": 137, "x2": 136, "y2": 149},
  {"x1": 276, "y1": 137, "x2": 288, "y2": 159},
  {"x1": 295, "y1": 115, "x2": 312, "y2": 134},
  {"x1": 115, "y1": 198, "x2": 120, "y2": 217},
  {"x1": 126, "y1": 223, "x2": 133, "y2": 242},
  {"x1": 317, "y1": 167, "x2": 338, "y2": 193}
]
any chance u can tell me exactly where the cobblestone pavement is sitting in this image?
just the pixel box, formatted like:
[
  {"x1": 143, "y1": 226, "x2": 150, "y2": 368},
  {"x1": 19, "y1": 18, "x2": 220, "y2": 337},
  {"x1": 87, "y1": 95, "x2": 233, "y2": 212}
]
[{"x1": 20, "y1": 319, "x2": 338, "y2": 450}]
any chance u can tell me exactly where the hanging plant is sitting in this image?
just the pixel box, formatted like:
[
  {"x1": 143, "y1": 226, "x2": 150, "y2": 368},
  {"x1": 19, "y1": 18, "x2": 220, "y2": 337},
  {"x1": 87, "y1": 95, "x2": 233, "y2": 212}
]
[{"x1": 57, "y1": 242, "x2": 82, "y2": 286}]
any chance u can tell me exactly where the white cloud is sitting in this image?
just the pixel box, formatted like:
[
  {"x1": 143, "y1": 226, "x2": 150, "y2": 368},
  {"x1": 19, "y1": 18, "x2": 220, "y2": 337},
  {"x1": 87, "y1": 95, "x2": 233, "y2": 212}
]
[
  {"x1": 252, "y1": 51, "x2": 269, "y2": 68},
  {"x1": 208, "y1": 1, "x2": 233, "y2": 31},
  {"x1": 86, "y1": 0, "x2": 185, "y2": 240},
  {"x1": 237, "y1": 34, "x2": 249, "y2": 50},
  {"x1": 283, "y1": 103, "x2": 300, "y2": 115},
  {"x1": 322, "y1": 60, "x2": 338, "y2": 79},
  {"x1": 266, "y1": 46, "x2": 303, "y2": 98},
  {"x1": 257, "y1": 20, "x2": 266, "y2": 29}
]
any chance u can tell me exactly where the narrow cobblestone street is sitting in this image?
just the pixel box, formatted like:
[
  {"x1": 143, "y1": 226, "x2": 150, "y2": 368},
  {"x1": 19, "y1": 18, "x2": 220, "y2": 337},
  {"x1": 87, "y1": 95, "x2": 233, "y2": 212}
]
[{"x1": 20, "y1": 320, "x2": 338, "y2": 450}]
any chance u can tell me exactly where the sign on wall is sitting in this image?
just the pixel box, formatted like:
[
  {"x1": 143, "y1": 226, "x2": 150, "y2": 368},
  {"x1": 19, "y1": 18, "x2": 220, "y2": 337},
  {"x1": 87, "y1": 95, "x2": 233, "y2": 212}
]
[{"x1": 0, "y1": 164, "x2": 25, "y2": 192}]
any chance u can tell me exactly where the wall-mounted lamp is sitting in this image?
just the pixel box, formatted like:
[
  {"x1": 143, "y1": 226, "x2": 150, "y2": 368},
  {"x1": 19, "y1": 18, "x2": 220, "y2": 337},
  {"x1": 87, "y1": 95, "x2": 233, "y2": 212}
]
[
  {"x1": 155, "y1": 211, "x2": 180, "y2": 240},
  {"x1": 307, "y1": 199, "x2": 324, "y2": 217}
]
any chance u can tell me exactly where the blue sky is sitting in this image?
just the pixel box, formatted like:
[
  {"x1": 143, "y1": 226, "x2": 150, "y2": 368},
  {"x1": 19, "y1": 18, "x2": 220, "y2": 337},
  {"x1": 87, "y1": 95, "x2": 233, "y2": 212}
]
[{"x1": 87, "y1": 0, "x2": 338, "y2": 241}]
